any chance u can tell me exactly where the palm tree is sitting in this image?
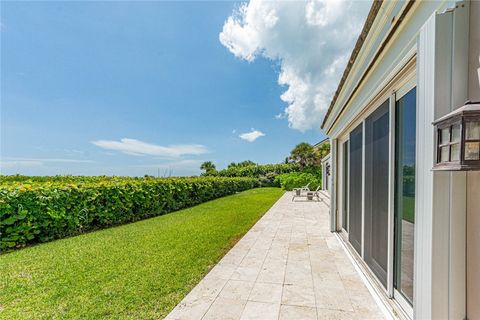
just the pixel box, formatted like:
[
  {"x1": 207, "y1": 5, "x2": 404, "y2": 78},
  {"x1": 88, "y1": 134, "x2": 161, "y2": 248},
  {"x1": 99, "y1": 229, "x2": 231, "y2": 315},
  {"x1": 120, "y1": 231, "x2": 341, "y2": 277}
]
[
  {"x1": 289, "y1": 142, "x2": 316, "y2": 168},
  {"x1": 200, "y1": 161, "x2": 217, "y2": 175},
  {"x1": 316, "y1": 142, "x2": 331, "y2": 160},
  {"x1": 237, "y1": 160, "x2": 255, "y2": 167}
]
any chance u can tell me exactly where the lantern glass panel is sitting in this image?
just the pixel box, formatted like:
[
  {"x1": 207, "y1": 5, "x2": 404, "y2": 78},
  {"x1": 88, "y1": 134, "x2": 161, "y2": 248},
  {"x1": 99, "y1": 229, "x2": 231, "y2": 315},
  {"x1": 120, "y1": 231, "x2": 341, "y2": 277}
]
[
  {"x1": 465, "y1": 142, "x2": 480, "y2": 160},
  {"x1": 451, "y1": 143, "x2": 460, "y2": 161},
  {"x1": 441, "y1": 128, "x2": 450, "y2": 144},
  {"x1": 440, "y1": 146, "x2": 450, "y2": 162},
  {"x1": 466, "y1": 121, "x2": 480, "y2": 140},
  {"x1": 451, "y1": 124, "x2": 461, "y2": 142}
]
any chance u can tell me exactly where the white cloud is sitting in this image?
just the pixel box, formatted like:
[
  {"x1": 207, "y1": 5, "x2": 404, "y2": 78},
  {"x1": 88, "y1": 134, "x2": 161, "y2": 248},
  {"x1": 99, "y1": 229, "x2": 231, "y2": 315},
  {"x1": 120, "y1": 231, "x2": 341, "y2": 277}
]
[
  {"x1": 220, "y1": 0, "x2": 371, "y2": 131},
  {"x1": 239, "y1": 129, "x2": 265, "y2": 142},
  {"x1": 133, "y1": 159, "x2": 202, "y2": 169},
  {"x1": 0, "y1": 160, "x2": 43, "y2": 168},
  {"x1": 91, "y1": 138, "x2": 208, "y2": 157},
  {"x1": 0, "y1": 157, "x2": 94, "y2": 168}
]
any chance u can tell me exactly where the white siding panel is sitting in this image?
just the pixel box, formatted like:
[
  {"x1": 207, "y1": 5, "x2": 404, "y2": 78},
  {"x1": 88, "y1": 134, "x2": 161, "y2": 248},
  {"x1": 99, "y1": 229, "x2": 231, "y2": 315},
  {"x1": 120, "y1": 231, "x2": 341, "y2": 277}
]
[{"x1": 415, "y1": 13, "x2": 436, "y2": 320}]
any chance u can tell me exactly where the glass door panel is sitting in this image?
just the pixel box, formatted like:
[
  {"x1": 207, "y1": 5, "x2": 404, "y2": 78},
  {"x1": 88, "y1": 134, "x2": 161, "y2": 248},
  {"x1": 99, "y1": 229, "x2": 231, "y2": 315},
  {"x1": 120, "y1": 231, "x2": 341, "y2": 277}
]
[
  {"x1": 394, "y1": 87, "x2": 416, "y2": 305},
  {"x1": 349, "y1": 124, "x2": 363, "y2": 254},
  {"x1": 364, "y1": 100, "x2": 390, "y2": 288},
  {"x1": 342, "y1": 140, "x2": 349, "y2": 232}
]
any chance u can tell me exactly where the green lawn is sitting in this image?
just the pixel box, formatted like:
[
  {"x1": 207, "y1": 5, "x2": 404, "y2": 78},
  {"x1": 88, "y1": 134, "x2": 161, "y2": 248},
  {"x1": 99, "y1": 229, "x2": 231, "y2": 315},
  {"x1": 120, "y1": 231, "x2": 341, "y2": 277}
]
[
  {"x1": 402, "y1": 195, "x2": 415, "y2": 224},
  {"x1": 0, "y1": 188, "x2": 283, "y2": 320}
]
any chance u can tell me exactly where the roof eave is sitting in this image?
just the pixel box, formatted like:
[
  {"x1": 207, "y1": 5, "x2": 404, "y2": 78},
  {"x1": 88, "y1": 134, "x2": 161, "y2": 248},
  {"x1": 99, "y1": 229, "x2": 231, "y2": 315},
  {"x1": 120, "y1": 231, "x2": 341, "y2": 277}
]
[{"x1": 321, "y1": 0, "x2": 383, "y2": 131}]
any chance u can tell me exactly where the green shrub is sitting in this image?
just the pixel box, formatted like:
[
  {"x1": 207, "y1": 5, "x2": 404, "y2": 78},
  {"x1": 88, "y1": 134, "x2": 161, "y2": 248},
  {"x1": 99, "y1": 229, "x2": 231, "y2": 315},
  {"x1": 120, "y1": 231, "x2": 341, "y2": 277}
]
[
  {"x1": 274, "y1": 172, "x2": 321, "y2": 191},
  {"x1": 207, "y1": 163, "x2": 300, "y2": 187},
  {"x1": 0, "y1": 176, "x2": 259, "y2": 252},
  {"x1": 209, "y1": 163, "x2": 300, "y2": 178}
]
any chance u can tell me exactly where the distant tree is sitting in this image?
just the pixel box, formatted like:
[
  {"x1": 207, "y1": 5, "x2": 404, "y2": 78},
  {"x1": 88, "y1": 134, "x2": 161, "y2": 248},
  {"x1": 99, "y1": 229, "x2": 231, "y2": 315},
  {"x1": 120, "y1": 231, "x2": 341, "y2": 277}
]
[
  {"x1": 200, "y1": 161, "x2": 217, "y2": 175},
  {"x1": 289, "y1": 143, "x2": 316, "y2": 168},
  {"x1": 238, "y1": 160, "x2": 256, "y2": 167},
  {"x1": 228, "y1": 160, "x2": 256, "y2": 169},
  {"x1": 315, "y1": 142, "x2": 331, "y2": 161}
]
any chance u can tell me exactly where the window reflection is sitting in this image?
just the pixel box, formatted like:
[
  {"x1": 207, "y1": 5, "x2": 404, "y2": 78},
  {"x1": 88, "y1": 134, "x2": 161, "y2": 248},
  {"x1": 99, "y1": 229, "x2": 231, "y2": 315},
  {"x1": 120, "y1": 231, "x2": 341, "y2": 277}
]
[{"x1": 395, "y1": 87, "x2": 416, "y2": 305}]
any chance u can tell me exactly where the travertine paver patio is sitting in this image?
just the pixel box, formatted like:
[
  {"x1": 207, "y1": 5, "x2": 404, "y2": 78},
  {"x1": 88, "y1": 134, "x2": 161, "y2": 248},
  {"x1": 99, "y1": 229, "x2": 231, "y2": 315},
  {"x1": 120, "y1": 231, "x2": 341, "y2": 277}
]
[{"x1": 166, "y1": 192, "x2": 385, "y2": 320}]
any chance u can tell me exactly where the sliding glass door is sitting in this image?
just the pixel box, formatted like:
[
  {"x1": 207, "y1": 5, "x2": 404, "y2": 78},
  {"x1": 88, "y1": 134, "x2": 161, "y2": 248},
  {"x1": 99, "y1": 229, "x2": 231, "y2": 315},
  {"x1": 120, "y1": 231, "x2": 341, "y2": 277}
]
[
  {"x1": 394, "y1": 87, "x2": 416, "y2": 306},
  {"x1": 364, "y1": 100, "x2": 390, "y2": 288},
  {"x1": 349, "y1": 124, "x2": 363, "y2": 254},
  {"x1": 342, "y1": 83, "x2": 416, "y2": 314},
  {"x1": 342, "y1": 140, "x2": 349, "y2": 232}
]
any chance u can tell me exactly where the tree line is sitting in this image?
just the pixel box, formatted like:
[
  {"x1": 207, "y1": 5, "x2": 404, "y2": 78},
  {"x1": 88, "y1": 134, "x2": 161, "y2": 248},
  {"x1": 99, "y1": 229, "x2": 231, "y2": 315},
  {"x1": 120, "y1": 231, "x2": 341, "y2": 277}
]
[{"x1": 200, "y1": 141, "x2": 330, "y2": 175}]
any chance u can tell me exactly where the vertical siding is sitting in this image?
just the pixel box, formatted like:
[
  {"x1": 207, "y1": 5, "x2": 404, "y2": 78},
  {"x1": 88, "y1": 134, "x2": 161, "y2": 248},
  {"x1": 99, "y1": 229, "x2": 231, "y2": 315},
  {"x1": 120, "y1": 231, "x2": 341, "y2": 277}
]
[
  {"x1": 449, "y1": 2, "x2": 469, "y2": 319},
  {"x1": 415, "y1": 13, "x2": 434, "y2": 320},
  {"x1": 467, "y1": 1, "x2": 480, "y2": 319}
]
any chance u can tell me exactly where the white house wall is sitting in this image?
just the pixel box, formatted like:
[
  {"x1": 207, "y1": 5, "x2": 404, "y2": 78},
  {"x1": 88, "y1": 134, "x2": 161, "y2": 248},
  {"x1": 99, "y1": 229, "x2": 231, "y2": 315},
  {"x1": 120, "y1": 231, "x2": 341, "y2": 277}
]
[
  {"x1": 331, "y1": 0, "x2": 406, "y2": 118},
  {"x1": 324, "y1": 1, "x2": 476, "y2": 319},
  {"x1": 325, "y1": 1, "x2": 455, "y2": 138},
  {"x1": 467, "y1": 1, "x2": 480, "y2": 319}
]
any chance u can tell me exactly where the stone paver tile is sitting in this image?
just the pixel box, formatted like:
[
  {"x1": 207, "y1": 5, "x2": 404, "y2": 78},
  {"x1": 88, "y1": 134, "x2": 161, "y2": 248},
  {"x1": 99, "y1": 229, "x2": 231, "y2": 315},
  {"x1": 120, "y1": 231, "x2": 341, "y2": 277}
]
[
  {"x1": 240, "y1": 301, "x2": 280, "y2": 320},
  {"x1": 307, "y1": 236, "x2": 328, "y2": 246},
  {"x1": 219, "y1": 280, "x2": 254, "y2": 300},
  {"x1": 248, "y1": 282, "x2": 283, "y2": 303},
  {"x1": 316, "y1": 308, "x2": 356, "y2": 320},
  {"x1": 340, "y1": 277, "x2": 371, "y2": 294},
  {"x1": 257, "y1": 258, "x2": 286, "y2": 284},
  {"x1": 220, "y1": 250, "x2": 248, "y2": 266},
  {"x1": 204, "y1": 263, "x2": 237, "y2": 280},
  {"x1": 348, "y1": 294, "x2": 382, "y2": 315},
  {"x1": 231, "y1": 266, "x2": 261, "y2": 282},
  {"x1": 252, "y1": 239, "x2": 273, "y2": 251},
  {"x1": 325, "y1": 238, "x2": 342, "y2": 250},
  {"x1": 281, "y1": 284, "x2": 316, "y2": 307},
  {"x1": 202, "y1": 297, "x2": 246, "y2": 320},
  {"x1": 288, "y1": 243, "x2": 309, "y2": 252},
  {"x1": 284, "y1": 262, "x2": 313, "y2": 287},
  {"x1": 187, "y1": 277, "x2": 228, "y2": 300},
  {"x1": 290, "y1": 236, "x2": 308, "y2": 245},
  {"x1": 310, "y1": 260, "x2": 339, "y2": 275},
  {"x1": 246, "y1": 247, "x2": 269, "y2": 259},
  {"x1": 314, "y1": 287, "x2": 354, "y2": 312},
  {"x1": 312, "y1": 275, "x2": 344, "y2": 290},
  {"x1": 279, "y1": 305, "x2": 317, "y2": 320},
  {"x1": 266, "y1": 247, "x2": 288, "y2": 261},
  {"x1": 240, "y1": 256, "x2": 266, "y2": 269},
  {"x1": 284, "y1": 271, "x2": 313, "y2": 287},
  {"x1": 166, "y1": 296, "x2": 215, "y2": 320},
  {"x1": 166, "y1": 193, "x2": 386, "y2": 320}
]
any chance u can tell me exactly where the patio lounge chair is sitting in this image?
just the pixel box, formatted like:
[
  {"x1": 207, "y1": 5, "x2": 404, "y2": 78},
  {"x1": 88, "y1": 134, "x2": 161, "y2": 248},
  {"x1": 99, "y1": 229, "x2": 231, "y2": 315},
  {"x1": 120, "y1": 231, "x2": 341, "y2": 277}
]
[
  {"x1": 292, "y1": 183, "x2": 310, "y2": 196},
  {"x1": 306, "y1": 186, "x2": 322, "y2": 201},
  {"x1": 292, "y1": 185, "x2": 321, "y2": 201}
]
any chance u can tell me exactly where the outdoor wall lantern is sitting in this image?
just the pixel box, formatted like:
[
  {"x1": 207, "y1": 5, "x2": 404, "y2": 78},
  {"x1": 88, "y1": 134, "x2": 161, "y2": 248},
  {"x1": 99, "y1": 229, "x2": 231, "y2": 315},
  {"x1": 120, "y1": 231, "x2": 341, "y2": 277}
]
[{"x1": 433, "y1": 101, "x2": 480, "y2": 171}]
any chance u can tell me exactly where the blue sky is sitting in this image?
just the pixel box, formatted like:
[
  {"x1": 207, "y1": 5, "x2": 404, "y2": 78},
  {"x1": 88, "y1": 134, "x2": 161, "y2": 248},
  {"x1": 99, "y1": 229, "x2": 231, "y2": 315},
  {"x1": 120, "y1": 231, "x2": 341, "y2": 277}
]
[{"x1": 1, "y1": 1, "x2": 369, "y2": 176}]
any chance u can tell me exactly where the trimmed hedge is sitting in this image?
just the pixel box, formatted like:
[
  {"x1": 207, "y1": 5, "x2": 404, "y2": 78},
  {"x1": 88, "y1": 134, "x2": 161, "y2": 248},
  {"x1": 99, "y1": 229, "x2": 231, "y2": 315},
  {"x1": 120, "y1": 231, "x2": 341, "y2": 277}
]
[
  {"x1": 210, "y1": 163, "x2": 300, "y2": 178},
  {"x1": 274, "y1": 172, "x2": 321, "y2": 191},
  {"x1": 0, "y1": 176, "x2": 259, "y2": 252}
]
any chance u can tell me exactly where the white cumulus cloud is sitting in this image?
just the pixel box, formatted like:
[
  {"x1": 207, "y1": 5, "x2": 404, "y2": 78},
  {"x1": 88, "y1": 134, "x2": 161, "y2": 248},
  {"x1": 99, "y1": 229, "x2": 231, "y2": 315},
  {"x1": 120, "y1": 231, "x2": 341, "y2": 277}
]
[
  {"x1": 91, "y1": 138, "x2": 208, "y2": 157},
  {"x1": 0, "y1": 157, "x2": 94, "y2": 168},
  {"x1": 220, "y1": 0, "x2": 371, "y2": 131},
  {"x1": 239, "y1": 129, "x2": 265, "y2": 142}
]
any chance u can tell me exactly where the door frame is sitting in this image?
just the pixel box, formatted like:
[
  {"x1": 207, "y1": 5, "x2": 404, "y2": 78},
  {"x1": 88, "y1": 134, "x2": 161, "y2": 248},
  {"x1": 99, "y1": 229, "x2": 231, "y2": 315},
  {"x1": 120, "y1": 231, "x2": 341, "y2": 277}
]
[
  {"x1": 338, "y1": 136, "x2": 350, "y2": 237},
  {"x1": 334, "y1": 55, "x2": 417, "y2": 319},
  {"x1": 391, "y1": 77, "x2": 416, "y2": 319}
]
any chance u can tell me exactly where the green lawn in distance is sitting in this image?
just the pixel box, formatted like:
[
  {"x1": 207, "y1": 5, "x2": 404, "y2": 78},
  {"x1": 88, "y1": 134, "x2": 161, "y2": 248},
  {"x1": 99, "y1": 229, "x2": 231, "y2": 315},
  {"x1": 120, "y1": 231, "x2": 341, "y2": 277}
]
[
  {"x1": 0, "y1": 188, "x2": 284, "y2": 320},
  {"x1": 402, "y1": 195, "x2": 415, "y2": 224}
]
